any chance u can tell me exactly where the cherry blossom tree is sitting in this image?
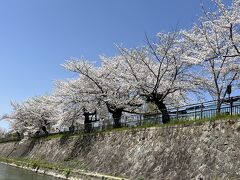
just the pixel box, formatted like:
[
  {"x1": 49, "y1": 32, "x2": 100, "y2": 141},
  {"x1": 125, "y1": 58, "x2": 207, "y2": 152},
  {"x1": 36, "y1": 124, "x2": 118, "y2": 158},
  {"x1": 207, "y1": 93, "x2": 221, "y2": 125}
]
[
  {"x1": 2, "y1": 95, "x2": 59, "y2": 138},
  {"x1": 2, "y1": 0, "x2": 239, "y2": 133},
  {"x1": 62, "y1": 58, "x2": 143, "y2": 128},
  {"x1": 53, "y1": 78, "x2": 105, "y2": 131},
  {"x1": 210, "y1": 0, "x2": 240, "y2": 57},
  {"x1": 181, "y1": 0, "x2": 240, "y2": 112},
  {"x1": 116, "y1": 31, "x2": 196, "y2": 123}
]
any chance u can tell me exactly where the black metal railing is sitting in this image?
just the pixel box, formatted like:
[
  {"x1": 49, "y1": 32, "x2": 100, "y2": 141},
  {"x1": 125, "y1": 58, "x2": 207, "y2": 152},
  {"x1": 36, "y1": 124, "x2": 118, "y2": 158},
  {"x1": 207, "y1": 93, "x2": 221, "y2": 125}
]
[
  {"x1": 85, "y1": 96, "x2": 240, "y2": 130},
  {"x1": 1, "y1": 96, "x2": 240, "y2": 142}
]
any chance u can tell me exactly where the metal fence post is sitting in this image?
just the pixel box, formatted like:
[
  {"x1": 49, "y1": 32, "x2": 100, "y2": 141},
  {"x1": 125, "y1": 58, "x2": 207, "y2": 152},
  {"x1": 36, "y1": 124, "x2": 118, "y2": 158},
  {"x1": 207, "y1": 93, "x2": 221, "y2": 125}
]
[
  {"x1": 200, "y1": 103, "x2": 203, "y2": 119},
  {"x1": 230, "y1": 97, "x2": 233, "y2": 115}
]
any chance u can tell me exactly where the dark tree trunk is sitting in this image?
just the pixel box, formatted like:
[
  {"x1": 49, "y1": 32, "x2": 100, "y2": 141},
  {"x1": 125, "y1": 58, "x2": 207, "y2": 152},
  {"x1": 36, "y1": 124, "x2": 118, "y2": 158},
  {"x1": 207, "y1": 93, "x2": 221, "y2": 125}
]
[
  {"x1": 85, "y1": 123, "x2": 92, "y2": 133},
  {"x1": 16, "y1": 132, "x2": 22, "y2": 139},
  {"x1": 112, "y1": 108, "x2": 123, "y2": 128},
  {"x1": 146, "y1": 93, "x2": 170, "y2": 124},
  {"x1": 69, "y1": 125, "x2": 75, "y2": 133},
  {"x1": 83, "y1": 109, "x2": 97, "y2": 133},
  {"x1": 216, "y1": 97, "x2": 222, "y2": 115},
  {"x1": 155, "y1": 101, "x2": 170, "y2": 124},
  {"x1": 105, "y1": 103, "x2": 123, "y2": 128},
  {"x1": 84, "y1": 112, "x2": 92, "y2": 133},
  {"x1": 69, "y1": 118, "x2": 75, "y2": 133},
  {"x1": 42, "y1": 126, "x2": 49, "y2": 136}
]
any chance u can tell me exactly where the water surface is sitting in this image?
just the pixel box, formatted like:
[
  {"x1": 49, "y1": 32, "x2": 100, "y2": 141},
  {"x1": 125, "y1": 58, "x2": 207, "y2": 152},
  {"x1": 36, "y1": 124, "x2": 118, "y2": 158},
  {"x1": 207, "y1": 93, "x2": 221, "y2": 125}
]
[{"x1": 0, "y1": 163, "x2": 62, "y2": 180}]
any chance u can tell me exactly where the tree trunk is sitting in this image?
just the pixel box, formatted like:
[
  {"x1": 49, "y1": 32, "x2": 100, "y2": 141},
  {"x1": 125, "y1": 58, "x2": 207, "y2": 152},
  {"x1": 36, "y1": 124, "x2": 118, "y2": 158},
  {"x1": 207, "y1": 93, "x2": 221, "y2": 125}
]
[
  {"x1": 85, "y1": 123, "x2": 92, "y2": 133},
  {"x1": 112, "y1": 108, "x2": 123, "y2": 128},
  {"x1": 42, "y1": 126, "x2": 49, "y2": 136},
  {"x1": 16, "y1": 132, "x2": 22, "y2": 140},
  {"x1": 69, "y1": 118, "x2": 75, "y2": 133},
  {"x1": 216, "y1": 97, "x2": 222, "y2": 115},
  {"x1": 155, "y1": 101, "x2": 170, "y2": 124},
  {"x1": 83, "y1": 109, "x2": 95, "y2": 133},
  {"x1": 69, "y1": 125, "x2": 75, "y2": 133}
]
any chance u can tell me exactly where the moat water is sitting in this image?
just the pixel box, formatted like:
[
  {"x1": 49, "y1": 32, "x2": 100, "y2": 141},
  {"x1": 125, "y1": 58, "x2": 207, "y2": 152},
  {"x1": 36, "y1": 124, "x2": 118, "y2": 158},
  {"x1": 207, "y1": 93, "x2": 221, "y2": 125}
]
[{"x1": 0, "y1": 164, "x2": 62, "y2": 180}]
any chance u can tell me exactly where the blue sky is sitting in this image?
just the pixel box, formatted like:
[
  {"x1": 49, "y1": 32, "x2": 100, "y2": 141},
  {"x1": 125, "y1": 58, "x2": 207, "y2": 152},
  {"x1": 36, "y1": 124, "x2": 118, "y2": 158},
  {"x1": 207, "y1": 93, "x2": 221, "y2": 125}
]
[{"x1": 0, "y1": 0, "x2": 233, "y2": 130}]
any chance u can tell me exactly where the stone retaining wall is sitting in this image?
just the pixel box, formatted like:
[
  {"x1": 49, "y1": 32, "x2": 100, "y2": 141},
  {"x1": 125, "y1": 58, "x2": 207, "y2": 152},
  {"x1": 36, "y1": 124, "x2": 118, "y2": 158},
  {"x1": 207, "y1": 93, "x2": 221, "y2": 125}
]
[{"x1": 0, "y1": 119, "x2": 240, "y2": 179}]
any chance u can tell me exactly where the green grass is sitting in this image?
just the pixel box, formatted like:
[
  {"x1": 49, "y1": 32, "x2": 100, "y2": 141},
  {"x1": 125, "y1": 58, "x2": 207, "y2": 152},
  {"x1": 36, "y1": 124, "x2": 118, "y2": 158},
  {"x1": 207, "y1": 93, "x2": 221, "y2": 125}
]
[
  {"x1": 0, "y1": 156, "x2": 75, "y2": 177},
  {"x1": 2, "y1": 114, "x2": 240, "y2": 143},
  {"x1": 0, "y1": 157, "x2": 127, "y2": 180},
  {"x1": 32, "y1": 132, "x2": 65, "y2": 140},
  {"x1": 103, "y1": 114, "x2": 240, "y2": 132},
  {"x1": 141, "y1": 113, "x2": 240, "y2": 128},
  {"x1": 0, "y1": 139, "x2": 20, "y2": 144},
  {"x1": 35, "y1": 113, "x2": 240, "y2": 140}
]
